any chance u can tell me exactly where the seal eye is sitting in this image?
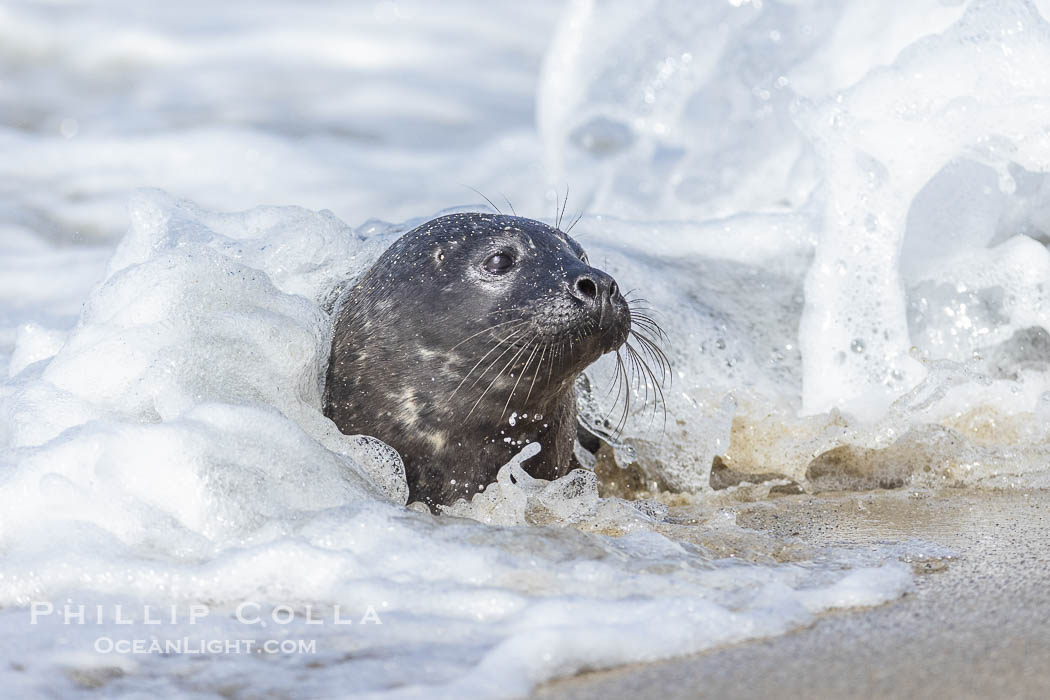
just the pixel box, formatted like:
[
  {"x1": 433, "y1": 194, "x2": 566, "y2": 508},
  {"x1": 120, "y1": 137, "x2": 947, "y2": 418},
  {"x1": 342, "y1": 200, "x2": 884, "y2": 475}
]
[{"x1": 483, "y1": 252, "x2": 515, "y2": 274}]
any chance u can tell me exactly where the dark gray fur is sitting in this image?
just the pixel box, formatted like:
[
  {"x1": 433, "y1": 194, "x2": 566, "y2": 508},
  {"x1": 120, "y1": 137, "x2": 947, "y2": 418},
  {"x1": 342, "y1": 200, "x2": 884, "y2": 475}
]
[{"x1": 324, "y1": 213, "x2": 629, "y2": 507}]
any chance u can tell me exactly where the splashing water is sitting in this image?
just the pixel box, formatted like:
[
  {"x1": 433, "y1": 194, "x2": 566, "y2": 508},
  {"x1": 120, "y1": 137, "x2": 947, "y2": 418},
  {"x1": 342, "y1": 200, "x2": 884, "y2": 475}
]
[{"x1": 3, "y1": 0, "x2": 1050, "y2": 697}]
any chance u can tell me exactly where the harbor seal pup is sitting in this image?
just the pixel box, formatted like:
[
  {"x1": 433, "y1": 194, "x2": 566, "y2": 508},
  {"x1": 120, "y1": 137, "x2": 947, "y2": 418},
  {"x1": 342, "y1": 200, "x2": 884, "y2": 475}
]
[{"x1": 324, "y1": 212, "x2": 660, "y2": 507}]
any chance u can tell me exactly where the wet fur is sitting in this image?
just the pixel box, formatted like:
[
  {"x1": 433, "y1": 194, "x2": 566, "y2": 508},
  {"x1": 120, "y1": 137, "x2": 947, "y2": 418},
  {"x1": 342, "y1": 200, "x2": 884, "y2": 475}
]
[{"x1": 325, "y1": 213, "x2": 639, "y2": 507}]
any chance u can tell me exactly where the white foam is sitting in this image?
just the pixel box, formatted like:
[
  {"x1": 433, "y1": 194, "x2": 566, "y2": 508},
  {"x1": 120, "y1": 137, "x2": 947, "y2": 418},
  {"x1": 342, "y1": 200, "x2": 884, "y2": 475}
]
[
  {"x1": 799, "y1": 0, "x2": 1050, "y2": 419},
  {"x1": 5, "y1": 0, "x2": 1050, "y2": 695},
  {"x1": 0, "y1": 193, "x2": 917, "y2": 697},
  {"x1": 545, "y1": 0, "x2": 1050, "y2": 494}
]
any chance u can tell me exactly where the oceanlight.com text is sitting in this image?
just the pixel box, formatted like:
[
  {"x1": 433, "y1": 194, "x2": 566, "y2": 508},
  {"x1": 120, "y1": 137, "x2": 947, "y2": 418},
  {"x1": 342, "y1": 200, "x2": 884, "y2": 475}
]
[{"x1": 93, "y1": 637, "x2": 318, "y2": 655}]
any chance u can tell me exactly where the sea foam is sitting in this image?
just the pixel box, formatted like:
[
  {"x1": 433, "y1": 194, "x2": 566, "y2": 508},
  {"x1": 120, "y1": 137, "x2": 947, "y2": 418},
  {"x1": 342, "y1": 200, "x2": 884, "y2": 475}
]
[
  {"x1": 0, "y1": 191, "x2": 914, "y2": 697},
  {"x1": 3, "y1": 0, "x2": 1050, "y2": 696}
]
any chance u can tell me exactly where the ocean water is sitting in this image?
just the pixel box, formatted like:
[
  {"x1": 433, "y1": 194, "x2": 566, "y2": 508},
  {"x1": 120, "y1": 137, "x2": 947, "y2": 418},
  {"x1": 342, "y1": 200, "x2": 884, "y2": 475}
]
[{"x1": 1, "y1": 0, "x2": 1049, "y2": 697}]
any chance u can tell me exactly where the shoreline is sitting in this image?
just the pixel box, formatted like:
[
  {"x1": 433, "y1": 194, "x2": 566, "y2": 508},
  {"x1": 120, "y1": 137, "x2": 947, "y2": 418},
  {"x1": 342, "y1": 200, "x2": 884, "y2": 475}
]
[{"x1": 535, "y1": 488, "x2": 1050, "y2": 700}]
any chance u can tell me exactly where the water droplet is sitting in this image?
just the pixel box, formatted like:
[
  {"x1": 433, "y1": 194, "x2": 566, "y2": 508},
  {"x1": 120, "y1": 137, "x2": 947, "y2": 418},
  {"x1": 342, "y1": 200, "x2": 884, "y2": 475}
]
[
  {"x1": 850, "y1": 338, "x2": 866, "y2": 353},
  {"x1": 59, "y1": 118, "x2": 79, "y2": 139}
]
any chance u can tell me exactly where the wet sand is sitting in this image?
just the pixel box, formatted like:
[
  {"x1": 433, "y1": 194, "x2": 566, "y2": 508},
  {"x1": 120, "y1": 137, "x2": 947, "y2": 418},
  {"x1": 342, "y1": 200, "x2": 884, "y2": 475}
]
[{"x1": 535, "y1": 489, "x2": 1050, "y2": 700}]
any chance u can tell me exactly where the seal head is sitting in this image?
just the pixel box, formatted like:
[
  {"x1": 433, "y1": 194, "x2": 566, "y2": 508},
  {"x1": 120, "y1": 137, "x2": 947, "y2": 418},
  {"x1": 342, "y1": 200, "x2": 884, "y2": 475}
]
[{"x1": 325, "y1": 212, "x2": 631, "y2": 507}]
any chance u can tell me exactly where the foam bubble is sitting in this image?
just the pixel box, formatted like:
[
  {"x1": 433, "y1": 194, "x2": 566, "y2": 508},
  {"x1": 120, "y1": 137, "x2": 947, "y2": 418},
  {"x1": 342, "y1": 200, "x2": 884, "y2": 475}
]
[
  {"x1": 7, "y1": 0, "x2": 1050, "y2": 695},
  {"x1": 0, "y1": 193, "x2": 920, "y2": 696}
]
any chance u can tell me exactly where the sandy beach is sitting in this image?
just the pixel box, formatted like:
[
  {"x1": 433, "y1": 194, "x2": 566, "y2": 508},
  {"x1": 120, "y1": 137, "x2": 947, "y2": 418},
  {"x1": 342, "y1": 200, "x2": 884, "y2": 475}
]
[{"x1": 536, "y1": 488, "x2": 1050, "y2": 700}]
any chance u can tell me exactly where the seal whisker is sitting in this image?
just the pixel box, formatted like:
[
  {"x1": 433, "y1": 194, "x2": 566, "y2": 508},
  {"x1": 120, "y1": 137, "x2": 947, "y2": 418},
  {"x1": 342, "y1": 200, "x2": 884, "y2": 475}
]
[
  {"x1": 449, "y1": 325, "x2": 527, "y2": 401},
  {"x1": 631, "y1": 324, "x2": 663, "y2": 343},
  {"x1": 604, "y1": 349, "x2": 628, "y2": 429},
  {"x1": 630, "y1": 309, "x2": 659, "y2": 323},
  {"x1": 465, "y1": 328, "x2": 530, "y2": 392},
  {"x1": 500, "y1": 337, "x2": 541, "y2": 422},
  {"x1": 631, "y1": 316, "x2": 667, "y2": 341},
  {"x1": 468, "y1": 327, "x2": 533, "y2": 392},
  {"x1": 565, "y1": 209, "x2": 585, "y2": 235},
  {"x1": 626, "y1": 346, "x2": 655, "y2": 433},
  {"x1": 628, "y1": 309, "x2": 657, "y2": 322},
  {"x1": 598, "y1": 348, "x2": 631, "y2": 436},
  {"x1": 522, "y1": 342, "x2": 547, "y2": 409},
  {"x1": 467, "y1": 335, "x2": 535, "y2": 421},
  {"x1": 625, "y1": 342, "x2": 647, "y2": 406},
  {"x1": 628, "y1": 305, "x2": 661, "y2": 321},
  {"x1": 626, "y1": 341, "x2": 668, "y2": 432},
  {"x1": 546, "y1": 338, "x2": 559, "y2": 389},
  {"x1": 622, "y1": 345, "x2": 649, "y2": 433},
  {"x1": 632, "y1": 324, "x2": 671, "y2": 368},
  {"x1": 602, "y1": 347, "x2": 625, "y2": 399},
  {"x1": 616, "y1": 349, "x2": 632, "y2": 434},
  {"x1": 448, "y1": 318, "x2": 527, "y2": 354},
  {"x1": 628, "y1": 299, "x2": 670, "y2": 349},
  {"x1": 556, "y1": 185, "x2": 569, "y2": 230},
  {"x1": 464, "y1": 185, "x2": 502, "y2": 215},
  {"x1": 631, "y1": 330, "x2": 672, "y2": 381},
  {"x1": 501, "y1": 193, "x2": 517, "y2": 217},
  {"x1": 627, "y1": 305, "x2": 657, "y2": 318}
]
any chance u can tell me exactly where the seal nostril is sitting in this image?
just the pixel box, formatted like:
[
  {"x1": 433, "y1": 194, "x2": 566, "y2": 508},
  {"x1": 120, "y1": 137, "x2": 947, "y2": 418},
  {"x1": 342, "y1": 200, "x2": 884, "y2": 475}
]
[
  {"x1": 609, "y1": 281, "x2": 618, "y2": 298},
  {"x1": 575, "y1": 276, "x2": 598, "y2": 300}
]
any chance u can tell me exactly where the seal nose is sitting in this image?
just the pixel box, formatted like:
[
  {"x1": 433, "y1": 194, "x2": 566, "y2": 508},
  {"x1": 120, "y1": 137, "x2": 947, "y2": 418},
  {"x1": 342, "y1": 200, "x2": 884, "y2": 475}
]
[{"x1": 572, "y1": 271, "x2": 618, "y2": 307}]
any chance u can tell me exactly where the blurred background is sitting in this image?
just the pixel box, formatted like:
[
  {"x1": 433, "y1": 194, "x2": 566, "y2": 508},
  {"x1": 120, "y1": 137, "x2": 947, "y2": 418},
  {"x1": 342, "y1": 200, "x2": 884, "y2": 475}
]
[
  {"x1": 0, "y1": 0, "x2": 565, "y2": 242},
  {"x1": 8, "y1": 4, "x2": 1050, "y2": 695},
  {"x1": 6, "y1": 0, "x2": 1050, "y2": 435},
  {"x1": 0, "y1": 0, "x2": 565, "y2": 375}
]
